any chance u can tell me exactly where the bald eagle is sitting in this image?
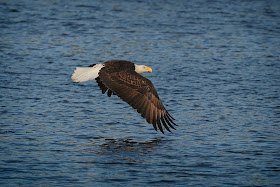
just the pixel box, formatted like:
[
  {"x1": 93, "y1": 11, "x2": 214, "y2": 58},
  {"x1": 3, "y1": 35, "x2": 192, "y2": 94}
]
[{"x1": 71, "y1": 60, "x2": 177, "y2": 134}]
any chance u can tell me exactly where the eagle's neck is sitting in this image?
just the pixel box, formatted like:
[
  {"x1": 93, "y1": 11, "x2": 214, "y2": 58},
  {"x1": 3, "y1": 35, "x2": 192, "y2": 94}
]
[{"x1": 134, "y1": 64, "x2": 145, "y2": 74}]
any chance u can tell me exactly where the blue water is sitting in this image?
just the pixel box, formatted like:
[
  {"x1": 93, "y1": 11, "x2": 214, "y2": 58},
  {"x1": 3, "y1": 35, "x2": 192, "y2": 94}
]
[{"x1": 1, "y1": 0, "x2": 280, "y2": 186}]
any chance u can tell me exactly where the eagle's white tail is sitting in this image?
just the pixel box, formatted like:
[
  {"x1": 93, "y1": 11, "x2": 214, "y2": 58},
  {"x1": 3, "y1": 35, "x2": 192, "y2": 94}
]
[{"x1": 71, "y1": 63, "x2": 104, "y2": 82}]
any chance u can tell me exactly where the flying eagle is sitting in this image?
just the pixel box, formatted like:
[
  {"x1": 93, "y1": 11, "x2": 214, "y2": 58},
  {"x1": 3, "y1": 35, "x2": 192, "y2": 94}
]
[{"x1": 71, "y1": 60, "x2": 177, "y2": 134}]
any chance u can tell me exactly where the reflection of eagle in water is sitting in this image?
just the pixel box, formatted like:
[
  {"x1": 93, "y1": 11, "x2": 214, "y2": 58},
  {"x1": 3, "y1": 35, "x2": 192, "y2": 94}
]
[{"x1": 71, "y1": 60, "x2": 177, "y2": 134}]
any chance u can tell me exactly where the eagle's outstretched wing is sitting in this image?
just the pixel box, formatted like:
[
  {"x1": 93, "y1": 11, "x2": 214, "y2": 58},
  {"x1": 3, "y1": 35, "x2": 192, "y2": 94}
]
[{"x1": 98, "y1": 68, "x2": 177, "y2": 133}]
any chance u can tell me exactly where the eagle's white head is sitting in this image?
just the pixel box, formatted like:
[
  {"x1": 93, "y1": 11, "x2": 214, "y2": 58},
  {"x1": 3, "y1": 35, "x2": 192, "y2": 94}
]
[{"x1": 134, "y1": 64, "x2": 152, "y2": 74}]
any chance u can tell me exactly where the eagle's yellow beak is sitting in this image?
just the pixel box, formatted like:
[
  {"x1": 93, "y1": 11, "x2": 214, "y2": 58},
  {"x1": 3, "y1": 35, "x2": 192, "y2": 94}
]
[{"x1": 145, "y1": 66, "x2": 152, "y2": 72}]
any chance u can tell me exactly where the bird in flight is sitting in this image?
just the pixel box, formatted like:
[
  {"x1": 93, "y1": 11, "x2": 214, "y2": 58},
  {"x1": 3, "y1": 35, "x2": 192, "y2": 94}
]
[{"x1": 71, "y1": 60, "x2": 177, "y2": 134}]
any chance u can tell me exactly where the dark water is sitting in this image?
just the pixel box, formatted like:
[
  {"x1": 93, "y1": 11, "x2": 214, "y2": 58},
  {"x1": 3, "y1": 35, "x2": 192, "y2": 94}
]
[{"x1": 1, "y1": 0, "x2": 280, "y2": 186}]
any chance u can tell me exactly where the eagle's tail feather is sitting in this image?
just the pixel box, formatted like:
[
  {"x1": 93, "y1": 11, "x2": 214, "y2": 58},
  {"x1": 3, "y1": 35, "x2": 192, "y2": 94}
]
[{"x1": 71, "y1": 63, "x2": 104, "y2": 82}]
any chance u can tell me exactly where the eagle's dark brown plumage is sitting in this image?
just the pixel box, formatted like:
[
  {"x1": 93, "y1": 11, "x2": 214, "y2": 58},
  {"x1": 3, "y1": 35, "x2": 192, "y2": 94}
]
[{"x1": 72, "y1": 60, "x2": 177, "y2": 134}]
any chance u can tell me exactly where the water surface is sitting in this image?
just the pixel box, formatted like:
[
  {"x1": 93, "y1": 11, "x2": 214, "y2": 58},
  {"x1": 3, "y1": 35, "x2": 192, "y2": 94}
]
[{"x1": 1, "y1": 0, "x2": 280, "y2": 186}]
